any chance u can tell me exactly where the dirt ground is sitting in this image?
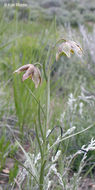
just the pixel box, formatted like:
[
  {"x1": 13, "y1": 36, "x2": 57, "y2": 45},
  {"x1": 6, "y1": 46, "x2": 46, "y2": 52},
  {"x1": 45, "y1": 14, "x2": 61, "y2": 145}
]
[{"x1": 79, "y1": 178, "x2": 95, "y2": 190}]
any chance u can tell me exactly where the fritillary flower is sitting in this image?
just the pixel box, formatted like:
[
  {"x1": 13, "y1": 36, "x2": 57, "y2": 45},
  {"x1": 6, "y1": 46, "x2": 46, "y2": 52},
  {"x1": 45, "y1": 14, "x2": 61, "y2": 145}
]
[
  {"x1": 13, "y1": 64, "x2": 41, "y2": 88},
  {"x1": 56, "y1": 40, "x2": 83, "y2": 61}
]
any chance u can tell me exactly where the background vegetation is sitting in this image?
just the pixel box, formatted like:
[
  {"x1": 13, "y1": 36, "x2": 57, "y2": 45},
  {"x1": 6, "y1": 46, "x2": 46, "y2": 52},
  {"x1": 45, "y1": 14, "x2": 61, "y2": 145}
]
[{"x1": 0, "y1": 0, "x2": 95, "y2": 189}]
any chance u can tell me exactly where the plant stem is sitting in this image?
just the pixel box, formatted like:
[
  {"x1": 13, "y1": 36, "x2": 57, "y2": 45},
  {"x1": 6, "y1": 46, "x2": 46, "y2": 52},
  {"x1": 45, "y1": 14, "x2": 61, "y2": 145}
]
[
  {"x1": 46, "y1": 71, "x2": 50, "y2": 131},
  {"x1": 38, "y1": 102, "x2": 45, "y2": 143},
  {"x1": 39, "y1": 160, "x2": 46, "y2": 190},
  {"x1": 35, "y1": 123, "x2": 43, "y2": 158},
  {"x1": 46, "y1": 47, "x2": 54, "y2": 132}
]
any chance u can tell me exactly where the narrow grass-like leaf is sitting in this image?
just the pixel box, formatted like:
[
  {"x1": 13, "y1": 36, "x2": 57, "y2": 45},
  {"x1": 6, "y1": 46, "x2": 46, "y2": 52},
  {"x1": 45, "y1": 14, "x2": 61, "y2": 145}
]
[
  {"x1": 11, "y1": 157, "x2": 39, "y2": 186},
  {"x1": 25, "y1": 84, "x2": 46, "y2": 120},
  {"x1": 0, "y1": 35, "x2": 22, "y2": 50},
  {"x1": 35, "y1": 123, "x2": 43, "y2": 158},
  {"x1": 49, "y1": 123, "x2": 95, "y2": 150},
  {"x1": 16, "y1": 140, "x2": 38, "y2": 180}
]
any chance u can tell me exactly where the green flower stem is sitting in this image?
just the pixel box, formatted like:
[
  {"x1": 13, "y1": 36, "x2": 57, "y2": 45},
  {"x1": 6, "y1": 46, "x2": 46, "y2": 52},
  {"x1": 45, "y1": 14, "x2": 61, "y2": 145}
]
[
  {"x1": 45, "y1": 39, "x2": 66, "y2": 131},
  {"x1": 46, "y1": 49, "x2": 54, "y2": 132},
  {"x1": 35, "y1": 123, "x2": 43, "y2": 158},
  {"x1": 39, "y1": 41, "x2": 61, "y2": 189},
  {"x1": 46, "y1": 71, "x2": 50, "y2": 131},
  {"x1": 39, "y1": 49, "x2": 53, "y2": 190},
  {"x1": 35, "y1": 122, "x2": 46, "y2": 189},
  {"x1": 38, "y1": 102, "x2": 45, "y2": 143},
  {"x1": 39, "y1": 160, "x2": 46, "y2": 190}
]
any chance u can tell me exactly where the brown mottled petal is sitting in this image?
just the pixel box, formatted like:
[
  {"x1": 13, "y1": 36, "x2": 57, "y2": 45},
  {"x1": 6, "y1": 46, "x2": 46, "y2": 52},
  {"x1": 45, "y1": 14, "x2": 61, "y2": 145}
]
[
  {"x1": 69, "y1": 41, "x2": 83, "y2": 55},
  {"x1": 36, "y1": 67, "x2": 41, "y2": 84},
  {"x1": 22, "y1": 65, "x2": 35, "y2": 81},
  {"x1": 56, "y1": 52, "x2": 59, "y2": 61},
  {"x1": 32, "y1": 67, "x2": 41, "y2": 88},
  {"x1": 13, "y1": 64, "x2": 32, "y2": 74}
]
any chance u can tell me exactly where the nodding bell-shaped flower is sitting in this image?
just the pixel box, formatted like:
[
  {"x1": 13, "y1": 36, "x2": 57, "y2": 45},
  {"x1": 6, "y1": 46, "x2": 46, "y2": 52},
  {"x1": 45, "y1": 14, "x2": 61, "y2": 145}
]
[
  {"x1": 56, "y1": 40, "x2": 83, "y2": 61},
  {"x1": 13, "y1": 64, "x2": 41, "y2": 88}
]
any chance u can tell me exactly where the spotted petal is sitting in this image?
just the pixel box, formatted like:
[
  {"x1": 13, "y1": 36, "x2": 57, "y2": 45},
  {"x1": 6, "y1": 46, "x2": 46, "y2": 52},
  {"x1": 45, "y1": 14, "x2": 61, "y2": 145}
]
[
  {"x1": 32, "y1": 67, "x2": 41, "y2": 88},
  {"x1": 22, "y1": 65, "x2": 35, "y2": 82},
  {"x1": 13, "y1": 64, "x2": 32, "y2": 74},
  {"x1": 56, "y1": 40, "x2": 83, "y2": 61},
  {"x1": 69, "y1": 41, "x2": 83, "y2": 55}
]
